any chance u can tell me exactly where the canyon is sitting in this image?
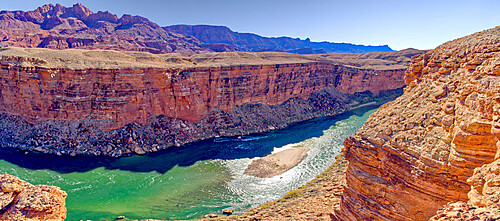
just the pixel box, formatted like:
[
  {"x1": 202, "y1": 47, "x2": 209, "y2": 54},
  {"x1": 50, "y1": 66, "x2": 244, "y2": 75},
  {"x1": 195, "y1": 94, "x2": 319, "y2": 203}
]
[
  {"x1": 0, "y1": 47, "x2": 421, "y2": 157},
  {"x1": 5, "y1": 3, "x2": 500, "y2": 221},
  {"x1": 232, "y1": 26, "x2": 500, "y2": 221}
]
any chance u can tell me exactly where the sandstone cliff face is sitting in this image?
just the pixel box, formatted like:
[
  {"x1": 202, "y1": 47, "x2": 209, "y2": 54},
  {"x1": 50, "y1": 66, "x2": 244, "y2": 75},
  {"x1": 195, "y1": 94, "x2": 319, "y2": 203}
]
[
  {"x1": 336, "y1": 26, "x2": 500, "y2": 220},
  {"x1": 0, "y1": 62, "x2": 403, "y2": 131},
  {"x1": 430, "y1": 158, "x2": 500, "y2": 220},
  {"x1": 0, "y1": 174, "x2": 67, "y2": 220}
]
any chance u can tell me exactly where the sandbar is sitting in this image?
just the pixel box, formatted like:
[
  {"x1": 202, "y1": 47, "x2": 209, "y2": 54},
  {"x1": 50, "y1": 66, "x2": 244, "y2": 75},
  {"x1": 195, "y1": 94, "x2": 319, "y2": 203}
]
[{"x1": 244, "y1": 147, "x2": 309, "y2": 178}]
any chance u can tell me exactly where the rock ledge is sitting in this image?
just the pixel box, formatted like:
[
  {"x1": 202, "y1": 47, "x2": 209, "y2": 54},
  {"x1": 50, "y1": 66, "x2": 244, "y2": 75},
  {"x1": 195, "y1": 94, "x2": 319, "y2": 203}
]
[{"x1": 0, "y1": 173, "x2": 67, "y2": 220}]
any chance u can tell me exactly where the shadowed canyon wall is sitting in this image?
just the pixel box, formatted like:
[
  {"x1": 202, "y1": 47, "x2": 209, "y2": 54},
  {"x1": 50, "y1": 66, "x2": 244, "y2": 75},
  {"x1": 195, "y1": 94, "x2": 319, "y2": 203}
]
[{"x1": 335, "y1": 26, "x2": 500, "y2": 220}]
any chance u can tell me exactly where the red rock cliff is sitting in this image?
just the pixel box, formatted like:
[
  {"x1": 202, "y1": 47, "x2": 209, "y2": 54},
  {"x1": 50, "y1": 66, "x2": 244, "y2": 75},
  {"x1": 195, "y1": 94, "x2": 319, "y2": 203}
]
[
  {"x1": 0, "y1": 62, "x2": 404, "y2": 131},
  {"x1": 430, "y1": 158, "x2": 500, "y2": 220},
  {"x1": 0, "y1": 3, "x2": 213, "y2": 55},
  {"x1": 336, "y1": 26, "x2": 500, "y2": 220}
]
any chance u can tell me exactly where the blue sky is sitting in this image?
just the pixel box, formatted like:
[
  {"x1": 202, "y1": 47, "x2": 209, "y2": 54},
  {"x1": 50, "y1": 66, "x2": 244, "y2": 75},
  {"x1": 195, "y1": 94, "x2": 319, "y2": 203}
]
[{"x1": 2, "y1": 0, "x2": 499, "y2": 50}]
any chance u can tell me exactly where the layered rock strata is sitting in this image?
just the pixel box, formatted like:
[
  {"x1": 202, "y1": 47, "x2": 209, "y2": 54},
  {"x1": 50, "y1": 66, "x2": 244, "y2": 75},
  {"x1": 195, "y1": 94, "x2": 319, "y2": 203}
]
[
  {"x1": 0, "y1": 3, "x2": 213, "y2": 55},
  {"x1": 336, "y1": 26, "x2": 500, "y2": 220},
  {"x1": 430, "y1": 159, "x2": 500, "y2": 220},
  {"x1": 0, "y1": 48, "x2": 421, "y2": 156},
  {"x1": 0, "y1": 173, "x2": 67, "y2": 220}
]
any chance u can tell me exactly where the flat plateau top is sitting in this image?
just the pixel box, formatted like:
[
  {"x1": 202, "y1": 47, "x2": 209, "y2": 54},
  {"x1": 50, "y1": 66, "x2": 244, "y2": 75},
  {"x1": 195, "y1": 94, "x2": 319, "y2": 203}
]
[{"x1": 0, "y1": 47, "x2": 423, "y2": 70}]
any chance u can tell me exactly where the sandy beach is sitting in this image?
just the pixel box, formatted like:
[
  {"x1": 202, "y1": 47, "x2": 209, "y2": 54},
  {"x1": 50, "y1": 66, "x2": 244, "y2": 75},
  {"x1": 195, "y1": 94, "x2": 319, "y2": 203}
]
[{"x1": 244, "y1": 147, "x2": 309, "y2": 178}]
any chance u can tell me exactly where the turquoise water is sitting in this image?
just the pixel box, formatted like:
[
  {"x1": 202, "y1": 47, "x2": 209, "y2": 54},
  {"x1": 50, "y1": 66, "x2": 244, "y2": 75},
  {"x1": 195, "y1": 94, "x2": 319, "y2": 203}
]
[{"x1": 0, "y1": 106, "x2": 377, "y2": 220}]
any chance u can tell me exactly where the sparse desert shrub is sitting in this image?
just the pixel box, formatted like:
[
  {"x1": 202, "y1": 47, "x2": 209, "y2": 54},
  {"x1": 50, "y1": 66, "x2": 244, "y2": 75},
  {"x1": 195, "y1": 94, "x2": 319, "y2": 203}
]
[{"x1": 283, "y1": 189, "x2": 303, "y2": 199}]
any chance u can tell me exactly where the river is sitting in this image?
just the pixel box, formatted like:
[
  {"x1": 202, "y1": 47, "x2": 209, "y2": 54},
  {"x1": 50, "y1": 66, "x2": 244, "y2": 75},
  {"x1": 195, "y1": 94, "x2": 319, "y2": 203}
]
[{"x1": 0, "y1": 105, "x2": 378, "y2": 220}]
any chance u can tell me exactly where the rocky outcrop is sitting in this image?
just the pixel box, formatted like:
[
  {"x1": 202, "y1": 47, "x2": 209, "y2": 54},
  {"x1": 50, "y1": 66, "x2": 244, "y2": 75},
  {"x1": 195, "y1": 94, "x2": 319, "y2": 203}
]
[
  {"x1": 429, "y1": 202, "x2": 500, "y2": 221},
  {"x1": 0, "y1": 174, "x2": 67, "y2": 220},
  {"x1": 430, "y1": 159, "x2": 500, "y2": 220},
  {"x1": 335, "y1": 26, "x2": 500, "y2": 220},
  {"x1": 467, "y1": 159, "x2": 500, "y2": 208},
  {"x1": 164, "y1": 25, "x2": 393, "y2": 54},
  {"x1": 0, "y1": 48, "x2": 421, "y2": 157}
]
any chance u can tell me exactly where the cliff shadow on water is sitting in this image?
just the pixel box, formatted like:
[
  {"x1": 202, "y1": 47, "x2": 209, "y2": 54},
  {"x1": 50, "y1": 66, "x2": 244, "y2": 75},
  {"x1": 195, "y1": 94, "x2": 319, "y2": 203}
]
[{"x1": 0, "y1": 104, "x2": 379, "y2": 174}]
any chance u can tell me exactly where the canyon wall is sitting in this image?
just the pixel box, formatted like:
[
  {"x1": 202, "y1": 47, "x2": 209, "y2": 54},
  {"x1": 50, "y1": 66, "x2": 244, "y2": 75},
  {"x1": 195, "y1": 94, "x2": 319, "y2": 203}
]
[
  {"x1": 335, "y1": 26, "x2": 500, "y2": 220},
  {"x1": 0, "y1": 62, "x2": 403, "y2": 131},
  {"x1": 0, "y1": 48, "x2": 420, "y2": 157}
]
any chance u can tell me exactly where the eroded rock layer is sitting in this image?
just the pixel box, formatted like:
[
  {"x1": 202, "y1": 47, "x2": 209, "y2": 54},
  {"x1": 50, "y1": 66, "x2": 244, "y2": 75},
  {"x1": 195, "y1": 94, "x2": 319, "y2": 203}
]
[
  {"x1": 430, "y1": 158, "x2": 500, "y2": 220},
  {"x1": 0, "y1": 174, "x2": 67, "y2": 220},
  {"x1": 0, "y1": 48, "x2": 420, "y2": 156},
  {"x1": 336, "y1": 26, "x2": 500, "y2": 220}
]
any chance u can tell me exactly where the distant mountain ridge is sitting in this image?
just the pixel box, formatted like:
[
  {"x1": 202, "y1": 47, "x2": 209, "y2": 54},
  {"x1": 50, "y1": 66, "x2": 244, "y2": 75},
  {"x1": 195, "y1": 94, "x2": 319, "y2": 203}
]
[
  {"x1": 0, "y1": 3, "x2": 392, "y2": 55},
  {"x1": 164, "y1": 25, "x2": 393, "y2": 54},
  {"x1": 0, "y1": 3, "x2": 217, "y2": 55}
]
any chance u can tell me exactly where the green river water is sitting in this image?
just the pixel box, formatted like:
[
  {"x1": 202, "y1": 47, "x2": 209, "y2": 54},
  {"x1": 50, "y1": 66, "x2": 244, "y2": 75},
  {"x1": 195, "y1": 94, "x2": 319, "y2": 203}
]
[{"x1": 0, "y1": 106, "x2": 377, "y2": 220}]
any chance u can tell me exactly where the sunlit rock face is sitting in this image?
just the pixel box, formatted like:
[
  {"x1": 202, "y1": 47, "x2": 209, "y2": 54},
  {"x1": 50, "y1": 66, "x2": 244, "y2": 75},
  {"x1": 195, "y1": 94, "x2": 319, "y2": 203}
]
[
  {"x1": 335, "y1": 26, "x2": 500, "y2": 220},
  {"x1": 0, "y1": 174, "x2": 67, "y2": 220},
  {"x1": 429, "y1": 158, "x2": 500, "y2": 221}
]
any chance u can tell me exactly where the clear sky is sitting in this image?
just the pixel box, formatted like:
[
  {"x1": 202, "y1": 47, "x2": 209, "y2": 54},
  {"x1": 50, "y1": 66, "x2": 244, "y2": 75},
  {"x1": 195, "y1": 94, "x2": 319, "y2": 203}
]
[{"x1": 2, "y1": 0, "x2": 499, "y2": 50}]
